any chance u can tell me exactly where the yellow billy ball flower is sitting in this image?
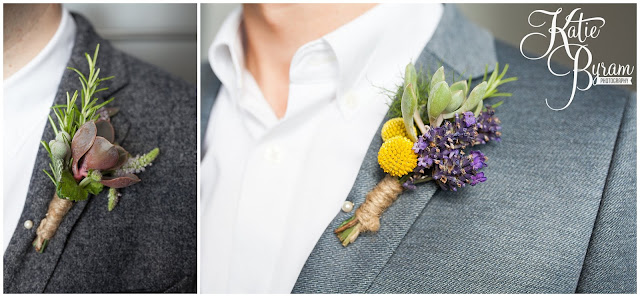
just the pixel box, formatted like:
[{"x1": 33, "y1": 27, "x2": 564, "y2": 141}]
[
  {"x1": 381, "y1": 118, "x2": 417, "y2": 142},
  {"x1": 378, "y1": 136, "x2": 418, "y2": 177}
]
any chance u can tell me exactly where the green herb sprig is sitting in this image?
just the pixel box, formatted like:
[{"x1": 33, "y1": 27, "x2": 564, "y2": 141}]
[{"x1": 67, "y1": 44, "x2": 115, "y2": 127}]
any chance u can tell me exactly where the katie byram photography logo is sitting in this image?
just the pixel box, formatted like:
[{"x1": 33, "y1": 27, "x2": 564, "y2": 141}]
[{"x1": 520, "y1": 7, "x2": 634, "y2": 110}]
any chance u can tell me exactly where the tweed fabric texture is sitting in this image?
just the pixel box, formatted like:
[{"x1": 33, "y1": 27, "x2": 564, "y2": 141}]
[
  {"x1": 201, "y1": 4, "x2": 636, "y2": 294},
  {"x1": 4, "y1": 14, "x2": 197, "y2": 293}
]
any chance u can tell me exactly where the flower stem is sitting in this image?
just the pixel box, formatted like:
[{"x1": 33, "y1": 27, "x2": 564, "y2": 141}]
[
  {"x1": 78, "y1": 176, "x2": 92, "y2": 188},
  {"x1": 413, "y1": 176, "x2": 434, "y2": 184},
  {"x1": 413, "y1": 110, "x2": 427, "y2": 134},
  {"x1": 344, "y1": 225, "x2": 361, "y2": 246},
  {"x1": 334, "y1": 216, "x2": 358, "y2": 234},
  {"x1": 338, "y1": 225, "x2": 355, "y2": 242}
]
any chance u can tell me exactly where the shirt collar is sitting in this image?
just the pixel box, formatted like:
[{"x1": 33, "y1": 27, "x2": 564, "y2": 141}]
[
  {"x1": 208, "y1": 7, "x2": 244, "y2": 95},
  {"x1": 208, "y1": 4, "x2": 445, "y2": 119},
  {"x1": 323, "y1": 3, "x2": 443, "y2": 118},
  {"x1": 322, "y1": 4, "x2": 393, "y2": 101}
]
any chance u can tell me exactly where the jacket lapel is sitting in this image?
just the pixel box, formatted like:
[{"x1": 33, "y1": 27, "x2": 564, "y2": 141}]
[
  {"x1": 200, "y1": 62, "x2": 220, "y2": 144},
  {"x1": 4, "y1": 14, "x2": 129, "y2": 293},
  {"x1": 292, "y1": 4, "x2": 498, "y2": 293}
]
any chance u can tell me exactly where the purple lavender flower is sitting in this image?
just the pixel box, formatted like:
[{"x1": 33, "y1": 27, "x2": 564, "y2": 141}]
[
  {"x1": 417, "y1": 156, "x2": 432, "y2": 168},
  {"x1": 475, "y1": 105, "x2": 502, "y2": 144},
  {"x1": 409, "y1": 108, "x2": 499, "y2": 191},
  {"x1": 430, "y1": 149, "x2": 489, "y2": 191},
  {"x1": 450, "y1": 113, "x2": 478, "y2": 148},
  {"x1": 413, "y1": 137, "x2": 427, "y2": 153},
  {"x1": 469, "y1": 150, "x2": 487, "y2": 170},
  {"x1": 402, "y1": 179, "x2": 417, "y2": 190},
  {"x1": 463, "y1": 111, "x2": 476, "y2": 126},
  {"x1": 469, "y1": 172, "x2": 487, "y2": 186}
]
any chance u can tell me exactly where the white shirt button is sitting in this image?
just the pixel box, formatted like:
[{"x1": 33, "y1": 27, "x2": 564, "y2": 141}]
[
  {"x1": 23, "y1": 220, "x2": 33, "y2": 229},
  {"x1": 343, "y1": 91, "x2": 360, "y2": 112},
  {"x1": 341, "y1": 201, "x2": 354, "y2": 213},
  {"x1": 264, "y1": 144, "x2": 282, "y2": 164}
]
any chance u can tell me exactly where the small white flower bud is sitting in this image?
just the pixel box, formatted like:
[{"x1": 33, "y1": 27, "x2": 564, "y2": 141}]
[
  {"x1": 55, "y1": 131, "x2": 71, "y2": 144},
  {"x1": 50, "y1": 140, "x2": 69, "y2": 160}
]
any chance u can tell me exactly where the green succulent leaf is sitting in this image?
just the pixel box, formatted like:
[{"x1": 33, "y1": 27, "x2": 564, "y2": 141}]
[
  {"x1": 474, "y1": 99, "x2": 483, "y2": 116},
  {"x1": 449, "y1": 80, "x2": 468, "y2": 97},
  {"x1": 456, "y1": 81, "x2": 487, "y2": 114},
  {"x1": 401, "y1": 82, "x2": 418, "y2": 142},
  {"x1": 430, "y1": 66, "x2": 445, "y2": 91},
  {"x1": 399, "y1": 63, "x2": 419, "y2": 142},
  {"x1": 56, "y1": 171, "x2": 88, "y2": 202},
  {"x1": 427, "y1": 81, "x2": 452, "y2": 125},
  {"x1": 403, "y1": 63, "x2": 417, "y2": 91},
  {"x1": 445, "y1": 90, "x2": 464, "y2": 113}
]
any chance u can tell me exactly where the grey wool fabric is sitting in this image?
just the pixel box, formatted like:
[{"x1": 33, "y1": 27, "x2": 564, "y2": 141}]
[
  {"x1": 201, "y1": 4, "x2": 636, "y2": 294},
  {"x1": 4, "y1": 14, "x2": 197, "y2": 293}
]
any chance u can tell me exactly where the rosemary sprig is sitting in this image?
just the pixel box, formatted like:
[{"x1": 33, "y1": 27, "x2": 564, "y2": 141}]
[
  {"x1": 482, "y1": 63, "x2": 518, "y2": 98},
  {"x1": 67, "y1": 43, "x2": 115, "y2": 127}
]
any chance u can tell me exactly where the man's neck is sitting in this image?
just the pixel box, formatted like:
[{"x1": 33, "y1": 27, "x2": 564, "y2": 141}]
[
  {"x1": 4, "y1": 4, "x2": 62, "y2": 79},
  {"x1": 242, "y1": 4, "x2": 376, "y2": 118}
]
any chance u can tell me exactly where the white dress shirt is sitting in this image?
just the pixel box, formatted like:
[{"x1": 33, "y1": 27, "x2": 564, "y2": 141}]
[
  {"x1": 3, "y1": 8, "x2": 76, "y2": 252},
  {"x1": 201, "y1": 4, "x2": 443, "y2": 293}
]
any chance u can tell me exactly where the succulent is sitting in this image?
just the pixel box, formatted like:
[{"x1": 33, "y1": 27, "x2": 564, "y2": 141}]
[
  {"x1": 405, "y1": 64, "x2": 515, "y2": 129},
  {"x1": 71, "y1": 120, "x2": 139, "y2": 188}
]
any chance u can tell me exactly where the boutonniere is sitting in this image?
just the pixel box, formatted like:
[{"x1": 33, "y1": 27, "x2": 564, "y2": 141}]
[
  {"x1": 335, "y1": 63, "x2": 516, "y2": 246},
  {"x1": 33, "y1": 44, "x2": 159, "y2": 253}
]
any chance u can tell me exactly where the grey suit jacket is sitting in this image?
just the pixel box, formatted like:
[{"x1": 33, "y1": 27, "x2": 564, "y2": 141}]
[
  {"x1": 201, "y1": 4, "x2": 636, "y2": 293},
  {"x1": 4, "y1": 14, "x2": 197, "y2": 293}
]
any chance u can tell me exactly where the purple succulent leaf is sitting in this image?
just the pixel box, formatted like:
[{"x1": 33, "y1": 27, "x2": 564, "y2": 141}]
[
  {"x1": 76, "y1": 159, "x2": 89, "y2": 181},
  {"x1": 84, "y1": 136, "x2": 119, "y2": 171},
  {"x1": 105, "y1": 107, "x2": 119, "y2": 117},
  {"x1": 71, "y1": 122, "x2": 97, "y2": 177},
  {"x1": 97, "y1": 107, "x2": 119, "y2": 121},
  {"x1": 108, "y1": 145, "x2": 130, "y2": 170},
  {"x1": 95, "y1": 119, "x2": 115, "y2": 143},
  {"x1": 100, "y1": 174, "x2": 141, "y2": 188}
]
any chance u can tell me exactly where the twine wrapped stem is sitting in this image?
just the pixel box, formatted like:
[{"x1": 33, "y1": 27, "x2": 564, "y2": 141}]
[
  {"x1": 33, "y1": 193, "x2": 73, "y2": 253},
  {"x1": 334, "y1": 174, "x2": 404, "y2": 246}
]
